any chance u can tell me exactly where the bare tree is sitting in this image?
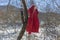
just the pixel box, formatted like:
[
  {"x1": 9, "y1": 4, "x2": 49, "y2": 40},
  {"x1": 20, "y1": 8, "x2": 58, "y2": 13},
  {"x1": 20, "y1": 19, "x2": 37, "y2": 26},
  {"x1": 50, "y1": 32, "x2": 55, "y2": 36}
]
[
  {"x1": 6, "y1": 0, "x2": 11, "y2": 23},
  {"x1": 7, "y1": 0, "x2": 11, "y2": 15},
  {"x1": 17, "y1": 0, "x2": 28, "y2": 40}
]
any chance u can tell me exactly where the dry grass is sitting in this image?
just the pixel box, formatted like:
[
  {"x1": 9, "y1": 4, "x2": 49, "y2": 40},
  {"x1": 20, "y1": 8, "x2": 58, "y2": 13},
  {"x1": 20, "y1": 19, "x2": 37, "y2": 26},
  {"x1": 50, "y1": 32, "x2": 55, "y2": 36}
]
[
  {"x1": 0, "y1": 5, "x2": 21, "y2": 24},
  {"x1": 39, "y1": 12, "x2": 60, "y2": 25}
]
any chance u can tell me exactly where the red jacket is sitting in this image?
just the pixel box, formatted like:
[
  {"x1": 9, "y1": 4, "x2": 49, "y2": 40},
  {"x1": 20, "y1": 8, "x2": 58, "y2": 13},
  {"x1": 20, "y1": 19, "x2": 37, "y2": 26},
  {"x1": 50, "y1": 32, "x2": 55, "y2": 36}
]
[{"x1": 26, "y1": 5, "x2": 39, "y2": 34}]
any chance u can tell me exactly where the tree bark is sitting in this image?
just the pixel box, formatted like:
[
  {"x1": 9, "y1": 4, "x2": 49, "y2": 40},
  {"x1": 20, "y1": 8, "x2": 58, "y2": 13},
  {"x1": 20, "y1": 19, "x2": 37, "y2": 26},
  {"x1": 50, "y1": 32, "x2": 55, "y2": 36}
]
[{"x1": 17, "y1": 0, "x2": 28, "y2": 40}]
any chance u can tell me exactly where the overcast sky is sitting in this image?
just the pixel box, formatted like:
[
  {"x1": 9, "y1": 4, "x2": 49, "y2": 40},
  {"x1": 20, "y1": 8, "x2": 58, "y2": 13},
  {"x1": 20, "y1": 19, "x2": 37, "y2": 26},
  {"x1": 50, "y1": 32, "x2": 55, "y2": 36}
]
[{"x1": 0, "y1": 0, "x2": 60, "y2": 13}]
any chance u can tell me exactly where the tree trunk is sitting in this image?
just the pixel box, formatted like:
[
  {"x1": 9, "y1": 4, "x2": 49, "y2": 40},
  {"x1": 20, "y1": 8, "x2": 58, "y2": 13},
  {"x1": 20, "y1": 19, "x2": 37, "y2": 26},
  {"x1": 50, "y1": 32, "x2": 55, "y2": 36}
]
[{"x1": 17, "y1": 0, "x2": 28, "y2": 40}]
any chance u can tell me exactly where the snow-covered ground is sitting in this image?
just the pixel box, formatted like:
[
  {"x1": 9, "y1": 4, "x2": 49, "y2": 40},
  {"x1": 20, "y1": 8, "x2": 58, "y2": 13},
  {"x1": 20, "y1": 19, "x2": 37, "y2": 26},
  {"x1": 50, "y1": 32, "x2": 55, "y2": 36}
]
[{"x1": 0, "y1": 20, "x2": 60, "y2": 40}]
